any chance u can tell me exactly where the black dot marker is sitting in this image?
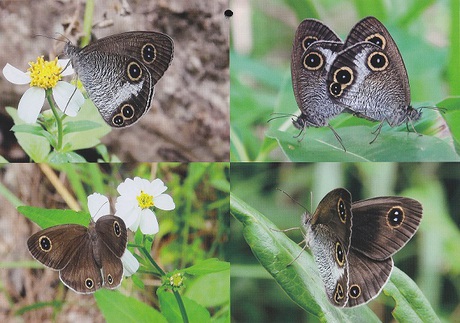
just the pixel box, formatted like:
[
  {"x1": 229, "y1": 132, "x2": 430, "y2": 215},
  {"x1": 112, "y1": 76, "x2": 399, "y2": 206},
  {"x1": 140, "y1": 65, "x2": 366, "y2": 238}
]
[{"x1": 224, "y1": 9, "x2": 233, "y2": 18}]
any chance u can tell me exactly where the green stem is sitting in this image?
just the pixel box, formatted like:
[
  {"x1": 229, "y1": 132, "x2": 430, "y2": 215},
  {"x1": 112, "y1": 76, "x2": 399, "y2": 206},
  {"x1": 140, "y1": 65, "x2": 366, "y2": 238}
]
[
  {"x1": 81, "y1": 0, "x2": 94, "y2": 47},
  {"x1": 139, "y1": 246, "x2": 166, "y2": 276},
  {"x1": 138, "y1": 242, "x2": 189, "y2": 323},
  {"x1": 46, "y1": 89, "x2": 63, "y2": 150},
  {"x1": 173, "y1": 289, "x2": 189, "y2": 323}
]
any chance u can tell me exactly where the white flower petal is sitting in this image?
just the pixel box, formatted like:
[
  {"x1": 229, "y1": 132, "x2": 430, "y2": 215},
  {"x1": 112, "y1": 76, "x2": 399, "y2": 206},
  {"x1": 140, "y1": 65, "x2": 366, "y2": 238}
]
[
  {"x1": 134, "y1": 177, "x2": 151, "y2": 192},
  {"x1": 3, "y1": 63, "x2": 31, "y2": 84},
  {"x1": 139, "y1": 209, "x2": 159, "y2": 235},
  {"x1": 128, "y1": 214, "x2": 142, "y2": 232},
  {"x1": 53, "y1": 81, "x2": 84, "y2": 116},
  {"x1": 58, "y1": 59, "x2": 74, "y2": 76},
  {"x1": 88, "y1": 193, "x2": 110, "y2": 221},
  {"x1": 121, "y1": 250, "x2": 139, "y2": 277},
  {"x1": 117, "y1": 178, "x2": 136, "y2": 196},
  {"x1": 116, "y1": 207, "x2": 141, "y2": 229},
  {"x1": 150, "y1": 178, "x2": 168, "y2": 195},
  {"x1": 155, "y1": 194, "x2": 175, "y2": 210},
  {"x1": 18, "y1": 87, "x2": 45, "y2": 123}
]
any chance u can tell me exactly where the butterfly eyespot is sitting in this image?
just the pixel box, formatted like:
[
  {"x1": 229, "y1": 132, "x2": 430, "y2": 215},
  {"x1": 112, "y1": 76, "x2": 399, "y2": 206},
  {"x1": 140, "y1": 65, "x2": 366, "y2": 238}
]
[
  {"x1": 107, "y1": 274, "x2": 114, "y2": 285},
  {"x1": 112, "y1": 114, "x2": 125, "y2": 126},
  {"x1": 334, "y1": 67, "x2": 353, "y2": 85},
  {"x1": 121, "y1": 104, "x2": 135, "y2": 119},
  {"x1": 38, "y1": 236, "x2": 52, "y2": 252},
  {"x1": 303, "y1": 52, "x2": 323, "y2": 70},
  {"x1": 334, "y1": 283, "x2": 345, "y2": 303},
  {"x1": 387, "y1": 206, "x2": 405, "y2": 228},
  {"x1": 329, "y1": 82, "x2": 343, "y2": 97},
  {"x1": 302, "y1": 36, "x2": 318, "y2": 50},
  {"x1": 85, "y1": 278, "x2": 94, "y2": 289},
  {"x1": 127, "y1": 61, "x2": 142, "y2": 81},
  {"x1": 365, "y1": 33, "x2": 386, "y2": 49},
  {"x1": 113, "y1": 221, "x2": 122, "y2": 237},
  {"x1": 335, "y1": 241, "x2": 345, "y2": 267},
  {"x1": 141, "y1": 43, "x2": 156, "y2": 63},
  {"x1": 337, "y1": 198, "x2": 347, "y2": 223},
  {"x1": 368, "y1": 52, "x2": 388, "y2": 71},
  {"x1": 349, "y1": 284, "x2": 361, "y2": 298}
]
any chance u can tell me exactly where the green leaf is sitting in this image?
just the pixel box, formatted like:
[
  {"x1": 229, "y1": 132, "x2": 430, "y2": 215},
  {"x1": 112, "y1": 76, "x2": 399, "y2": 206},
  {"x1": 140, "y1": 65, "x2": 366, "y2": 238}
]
[
  {"x1": 438, "y1": 97, "x2": 460, "y2": 153},
  {"x1": 268, "y1": 76, "x2": 459, "y2": 161},
  {"x1": 95, "y1": 289, "x2": 167, "y2": 323},
  {"x1": 11, "y1": 124, "x2": 47, "y2": 137},
  {"x1": 231, "y1": 194, "x2": 399, "y2": 322},
  {"x1": 185, "y1": 270, "x2": 230, "y2": 308},
  {"x1": 62, "y1": 99, "x2": 110, "y2": 151},
  {"x1": 63, "y1": 120, "x2": 102, "y2": 134},
  {"x1": 384, "y1": 268, "x2": 440, "y2": 323},
  {"x1": 184, "y1": 259, "x2": 230, "y2": 275},
  {"x1": 48, "y1": 151, "x2": 86, "y2": 163},
  {"x1": 267, "y1": 125, "x2": 459, "y2": 161},
  {"x1": 6, "y1": 107, "x2": 51, "y2": 162},
  {"x1": 18, "y1": 206, "x2": 90, "y2": 228},
  {"x1": 158, "y1": 289, "x2": 211, "y2": 323}
]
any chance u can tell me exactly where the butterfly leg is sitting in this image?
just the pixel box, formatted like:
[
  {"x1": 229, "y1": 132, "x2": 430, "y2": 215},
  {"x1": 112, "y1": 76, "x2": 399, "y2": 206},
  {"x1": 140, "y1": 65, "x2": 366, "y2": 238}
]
[
  {"x1": 327, "y1": 124, "x2": 346, "y2": 152},
  {"x1": 369, "y1": 122, "x2": 384, "y2": 144},
  {"x1": 405, "y1": 118, "x2": 422, "y2": 137}
]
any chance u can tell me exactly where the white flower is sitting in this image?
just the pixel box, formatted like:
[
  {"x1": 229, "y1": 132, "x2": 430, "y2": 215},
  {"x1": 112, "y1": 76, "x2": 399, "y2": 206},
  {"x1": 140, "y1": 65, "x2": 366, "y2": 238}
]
[
  {"x1": 115, "y1": 177, "x2": 175, "y2": 235},
  {"x1": 87, "y1": 193, "x2": 139, "y2": 277},
  {"x1": 2, "y1": 56, "x2": 84, "y2": 124},
  {"x1": 121, "y1": 250, "x2": 140, "y2": 277}
]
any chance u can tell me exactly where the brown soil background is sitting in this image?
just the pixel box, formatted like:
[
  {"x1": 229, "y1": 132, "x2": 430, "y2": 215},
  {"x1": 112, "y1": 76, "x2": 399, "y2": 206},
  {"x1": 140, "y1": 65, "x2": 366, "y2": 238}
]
[{"x1": 0, "y1": 0, "x2": 230, "y2": 162}]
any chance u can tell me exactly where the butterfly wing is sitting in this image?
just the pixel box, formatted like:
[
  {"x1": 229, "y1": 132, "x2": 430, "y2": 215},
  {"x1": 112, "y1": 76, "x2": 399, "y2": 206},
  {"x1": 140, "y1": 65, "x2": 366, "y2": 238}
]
[
  {"x1": 350, "y1": 197, "x2": 423, "y2": 260},
  {"x1": 305, "y1": 188, "x2": 353, "y2": 307},
  {"x1": 291, "y1": 19, "x2": 346, "y2": 129},
  {"x1": 99, "y1": 244, "x2": 124, "y2": 289},
  {"x1": 95, "y1": 215, "x2": 128, "y2": 257},
  {"x1": 328, "y1": 17, "x2": 417, "y2": 126},
  {"x1": 66, "y1": 31, "x2": 173, "y2": 127},
  {"x1": 308, "y1": 225, "x2": 350, "y2": 307},
  {"x1": 27, "y1": 224, "x2": 88, "y2": 270},
  {"x1": 58, "y1": 235, "x2": 104, "y2": 294},
  {"x1": 345, "y1": 250, "x2": 393, "y2": 307},
  {"x1": 95, "y1": 215, "x2": 127, "y2": 289}
]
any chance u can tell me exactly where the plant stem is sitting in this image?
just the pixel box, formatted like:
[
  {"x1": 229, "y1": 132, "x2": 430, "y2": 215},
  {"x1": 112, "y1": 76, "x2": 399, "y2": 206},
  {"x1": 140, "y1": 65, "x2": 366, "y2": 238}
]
[
  {"x1": 46, "y1": 89, "x2": 63, "y2": 150},
  {"x1": 173, "y1": 289, "x2": 189, "y2": 323},
  {"x1": 139, "y1": 246, "x2": 166, "y2": 276},
  {"x1": 139, "y1": 243, "x2": 189, "y2": 323}
]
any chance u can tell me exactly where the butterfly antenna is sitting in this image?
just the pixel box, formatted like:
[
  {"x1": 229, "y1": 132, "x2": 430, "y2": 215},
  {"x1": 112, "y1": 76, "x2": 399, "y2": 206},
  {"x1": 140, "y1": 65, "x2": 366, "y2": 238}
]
[
  {"x1": 62, "y1": 86, "x2": 78, "y2": 114},
  {"x1": 34, "y1": 34, "x2": 66, "y2": 42},
  {"x1": 267, "y1": 112, "x2": 298, "y2": 123},
  {"x1": 276, "y1": 188, "x2": 308, "y2": 212},
  {"x1": 420, "y1": 105, "x2": 447, "y2": 114},
  {"x1": 94, "y1": 200, "x2": 110, "y2": 220}
]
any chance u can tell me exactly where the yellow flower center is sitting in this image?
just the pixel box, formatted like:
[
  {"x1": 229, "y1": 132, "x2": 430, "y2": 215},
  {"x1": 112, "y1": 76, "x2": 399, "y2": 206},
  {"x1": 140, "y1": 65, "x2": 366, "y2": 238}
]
[
  {"x1": 28, "y1": 56, "x2": 62, "y2": 89},
  {"x1": 136, "y1": 190, "x2": 154, "y2": 209},
  {"x1": 169, "y1": 273, "x2": 183, "y2": 287}
]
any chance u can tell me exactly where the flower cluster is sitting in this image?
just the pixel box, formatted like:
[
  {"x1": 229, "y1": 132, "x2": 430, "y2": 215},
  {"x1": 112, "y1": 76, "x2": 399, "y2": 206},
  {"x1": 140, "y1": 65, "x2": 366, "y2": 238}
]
[
  {"x1": 87, "y1": 177, "x2": 175, "y2": 277},
  {"x1": 3, "y1": 56, "x2": 84, "y2": 124}
]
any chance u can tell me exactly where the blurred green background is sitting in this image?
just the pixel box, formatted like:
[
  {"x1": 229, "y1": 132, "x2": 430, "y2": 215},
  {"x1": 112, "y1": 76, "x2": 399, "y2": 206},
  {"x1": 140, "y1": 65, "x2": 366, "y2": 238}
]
[
  {"x1": 230, "y1": 0, "x2": 460, "y2": 161},
  {"x1": 230, "y1": 162, "x2": 460, "y2": 322}
]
